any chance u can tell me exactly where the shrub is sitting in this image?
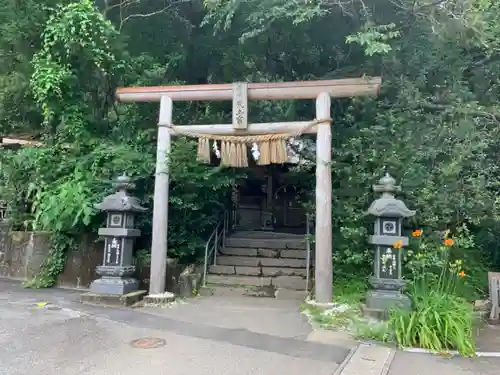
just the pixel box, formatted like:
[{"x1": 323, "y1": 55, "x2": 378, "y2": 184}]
[
  {"x1": 333, "y1": 277, "x2": 369, "y2": 304},
  {"x1": 390, "y1": 288, "x2": 476, "y2": 356},
  {"x1": 391, "y1": 228, "x2": 477, "y2": 356},
  {"x1": 404, "y1": 225, "x2": 488, "y2": 301}
]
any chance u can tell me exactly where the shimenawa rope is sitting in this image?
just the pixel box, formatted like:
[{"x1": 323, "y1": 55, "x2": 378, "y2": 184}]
[{"x1": 167, "y1": 118, "x2": 332, "y2": 167}]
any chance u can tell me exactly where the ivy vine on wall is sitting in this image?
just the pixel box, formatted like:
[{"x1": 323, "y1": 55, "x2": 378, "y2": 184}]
[
  {"x1": 24, "y1": 0, "x2": 128, "y2": 288},
  {"x1": 12, "y1": 0, "x2": 240, "y2": 287}
]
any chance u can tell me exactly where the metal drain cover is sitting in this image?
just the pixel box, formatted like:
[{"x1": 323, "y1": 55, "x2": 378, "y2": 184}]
[{"x1": 130, "y1": 337, "x2": 166, "y2": 349}]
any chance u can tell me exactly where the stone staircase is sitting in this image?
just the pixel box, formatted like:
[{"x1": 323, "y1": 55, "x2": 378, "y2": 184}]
[{"x1": 201, "y1": 231, "x2": 312, "y2": 299}]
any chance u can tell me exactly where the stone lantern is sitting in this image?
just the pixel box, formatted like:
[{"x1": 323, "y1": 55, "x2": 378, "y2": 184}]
[
  {"x1": 89, "y1": 174, "x2": 147, "y2": 296},
  {"x1": 363, "y1": 173, "x2": 416, "y2": 319},
  {"x1": 0, "y1": 200, "x2": 8, "y2": 264},
  {"x1": 0, "y1": 199, "x2": 7, "y2": 223}
]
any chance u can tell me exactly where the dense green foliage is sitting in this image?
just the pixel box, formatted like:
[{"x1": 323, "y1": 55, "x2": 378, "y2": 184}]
[
  {"x1": 392, "y1": 230, "x2": 476, "y2": 356},
  {"x1": 0, "y1": 0, "x2": 241, "y2": 286},
  {"x1": 0, "y1": 0, "x2": 499, "y2": 299},
  {"x1": 391, "y1": 290, "x2": 476, "y2": 356}
]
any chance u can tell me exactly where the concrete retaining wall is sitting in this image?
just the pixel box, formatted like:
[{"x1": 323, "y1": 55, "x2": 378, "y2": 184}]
[
  {"x1": 0, "y1": 230, "x2": 200, "y2": 295},
  {"x1": 0, "y1": 231, "x2": 102, "y2": 288}
]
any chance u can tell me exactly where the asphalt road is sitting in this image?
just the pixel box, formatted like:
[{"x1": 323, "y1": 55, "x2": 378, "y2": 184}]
[{"x1": 0, "y1": 279, "x2": 351, "y2": 375}]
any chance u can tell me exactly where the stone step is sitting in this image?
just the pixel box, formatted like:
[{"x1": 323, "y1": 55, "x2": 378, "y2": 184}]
[
  {"x1": 274, "y1": 289, "x2": 310, "y2": 301},
  {"x1": 230, "y1": 230, "x2": 305, "y2": 239},
  {"x1": 209, "y1": 264, "x2": 308, "y2": 277},
  {"x1": 209, "y1": 265, "x2": 308, "y2": 277},
  {"x1": 199, "y1": 284, "x2": 275, "y2": 298},
  {"x1": 220, "y1": 247, "x2": 307, "y2": 259},
  {"x1": 199, "y1": 285, "x2": 309, "y2": 300},
  {"x1": 203, "y1": 275, "x2": 276, "y2": 297},
  {"x1": 216, "y1": 255, "x2": 307, "y2": 268},
  {"x1": 206, "y1": 274, "x2": 310, "y2": 291},
  {"x1": 226, "y1": 237, "x2": 307, "y2": 250},
  {"x1": 220, "y1": 247, "x2": 258, "y2": 257},
  {"x1": 272, "y1": 275, "x2": 311, "y2": 290},
  {"x1": 207, "y1": 274, "x2": 272, "y2": 287},
  {"x1": 262, "y1": 267, "x2": 308, "y2": 277}
]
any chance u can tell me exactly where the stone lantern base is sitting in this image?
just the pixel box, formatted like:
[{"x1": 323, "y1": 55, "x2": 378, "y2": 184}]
[
  {"x1": 362, "y1": 277, "x2": 412, "y2": 320},
  {"x1": 81, "y1": 266, "x2": 146, "y2": 307},
  {"x1": 80, "y1": 290, "x2": 147, "y2": 307},
  {"x1": 89, "y1": 265, "x2": 140, "y2": 295},
  {"x1": 90, "y1": 276, "x2": 140, "y2": 295},
  {"x1": 362, "y1": 291, "x2": 412, "y2": 320}
]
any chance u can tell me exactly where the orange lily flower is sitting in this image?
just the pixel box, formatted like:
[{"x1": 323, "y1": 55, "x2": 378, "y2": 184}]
[
  {"x1": 444, "y1": 238, "x2": 454, "y2": 247},
  {"x1": 412, "y1": 229, "x2": 422, "y2": 237},
  {"x1": 393, "y1": 240, "x2": 403, "y2": 249}
]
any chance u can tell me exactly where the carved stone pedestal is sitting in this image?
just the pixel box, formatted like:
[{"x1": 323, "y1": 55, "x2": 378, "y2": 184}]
[
  {"x1": 363, "y1": 277, "x2": 411, "y2": 319},
  {"x1": 80, "y1": 290, "x2": 147, "y2": 307},
  {"x1": 90, "y1": 266, "x2": 139, "y2": 295},
  {"x1": 366, "y1": 289, "x2": 411, "y2": 310}
]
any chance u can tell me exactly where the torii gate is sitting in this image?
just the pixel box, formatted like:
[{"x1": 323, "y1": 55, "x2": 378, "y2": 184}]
[{"x1": 115, "y1": 78, "x2": 381, "y2": 303}]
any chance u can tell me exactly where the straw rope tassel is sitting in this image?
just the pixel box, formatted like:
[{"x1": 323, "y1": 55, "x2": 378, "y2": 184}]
[
  {"x1": 257, "y1": 140, "x2": 271, "y2": 165},
  {"x1": 227, "y1": 142, "x2": 237, "y2": 167},
  {"x1": 270, "y1": 139, "x2": 277, "y2": 163},
  {"x1": 234, "y1": 141, "x2": 241, "y2": 167},
  {"x1": 220, "y1": 141, "x2": 226, "y2": 165},
  {"x1": 278, "y1": 138, "x2": 288, "y2": 163},
  {"x1": 269, "y1": 139, "x2": 288, "y2": 164},
  {"x1": 196, "y1": 138, "x2": 203, "y2": 162},
  {"x1": 203, "y1": 138, "x2": 211, "y2": 163},
  {"x1": 221, "y1": 141, "x2": 230, "y2": 166},
  {"x1": 239, "y1": 142, "x2": 248, "y2": 167},
  {"x1": 197, "y1": 138, "x2": 211, "y2": 164}
]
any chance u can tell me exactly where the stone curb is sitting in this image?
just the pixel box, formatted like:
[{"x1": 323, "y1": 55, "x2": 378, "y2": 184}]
[
  {"x1": 143, "y1": 292, "x2": 176, "y2": 307},
  {"x1": 403, "y1": 347, "x2": 500, "y2": 358},
  {"x1": 336, "y1": 343, "x2": 395, "y2": 375},
  {"x1": 332, "y1": 346, "x2": 358, "y2": 375}
]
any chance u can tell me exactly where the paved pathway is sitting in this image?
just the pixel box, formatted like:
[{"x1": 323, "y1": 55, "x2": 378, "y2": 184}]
[
  {"x1": 0, "y1": 279, "x2": 353, "y2": 375},
  {"x1": 140, "y1": 295, "x2": 316, "y2": 338},
  {"x1": 388, "y1": 351, "x2": 500, "y2": 375},
  {"x1": 2, "y1": 278, "x2": 500, "y2": 375}
]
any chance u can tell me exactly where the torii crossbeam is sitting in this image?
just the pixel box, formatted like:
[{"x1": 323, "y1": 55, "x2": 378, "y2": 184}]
[{"x1": 115, "y1": 77, "x2": 381, "y2": 303}]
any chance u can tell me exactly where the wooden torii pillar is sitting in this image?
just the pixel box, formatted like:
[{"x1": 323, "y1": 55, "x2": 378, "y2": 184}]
[{"x1": 116, "y1": 78, "x2": 381, "y2": 303}]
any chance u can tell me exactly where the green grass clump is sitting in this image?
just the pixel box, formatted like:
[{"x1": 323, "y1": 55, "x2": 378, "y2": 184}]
[{"x1": 390, "y1": 289, "x2": 476, "y2": 357}]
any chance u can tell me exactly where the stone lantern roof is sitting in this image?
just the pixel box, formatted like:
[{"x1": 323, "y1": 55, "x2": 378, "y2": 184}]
[
  {"x1": 367, "y1": 173, "x2": 415, "y2": 218},
  {"x1": 94, "y1": 174, "x2": 147, "y2": 213}
]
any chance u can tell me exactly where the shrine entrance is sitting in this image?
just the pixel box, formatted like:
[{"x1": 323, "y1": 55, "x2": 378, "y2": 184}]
[
  {"x1": 115, "y1": 78, "x2": 381, "y2": 303},
  {"x1": 233, "y1": 166, "x2": 308, "y2": 234}
]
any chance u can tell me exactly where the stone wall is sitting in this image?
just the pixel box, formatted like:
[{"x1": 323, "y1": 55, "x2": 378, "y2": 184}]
[
  {"x1": 135, "y1": 260, "x2": 203, "y2": 297},
  {"x1": 0, "y1": 230, "x2": 199, "y2": 294},
  {"x1": 58, "y1": 235, "x2": 103, "y2": 289},
  {"x1": 0, "y1": 231, "x2": 53, "y2": 280},
  {"x1": 0, "y1": 231, "x2": 102, "y2": 288}
]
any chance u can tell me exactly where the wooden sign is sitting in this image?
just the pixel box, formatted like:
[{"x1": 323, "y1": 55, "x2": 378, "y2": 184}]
[{"x1": 232, "y1": 82, "x2": 248, "y2": 129}]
